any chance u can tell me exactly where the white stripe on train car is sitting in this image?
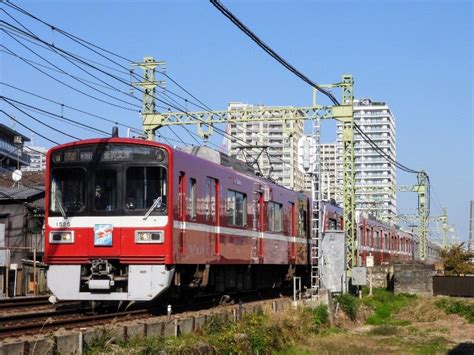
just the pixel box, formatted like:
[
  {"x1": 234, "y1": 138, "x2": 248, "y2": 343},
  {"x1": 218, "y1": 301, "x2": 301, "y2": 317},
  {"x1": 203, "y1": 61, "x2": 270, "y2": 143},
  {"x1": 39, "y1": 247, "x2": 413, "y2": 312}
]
[
  {"x1": 173, "y1": 221, "x2": 308, "y2": 244},
  {"x1": 48, "y1": 216, "x2": 168, "y2": 228}
]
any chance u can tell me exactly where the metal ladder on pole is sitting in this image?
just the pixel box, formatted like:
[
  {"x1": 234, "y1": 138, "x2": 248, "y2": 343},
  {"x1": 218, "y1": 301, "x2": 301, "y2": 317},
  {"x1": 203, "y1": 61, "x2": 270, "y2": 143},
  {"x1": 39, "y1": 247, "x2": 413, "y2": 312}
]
[{"x1": 310, "y1": 116, "x2": 322, "y2": 297}]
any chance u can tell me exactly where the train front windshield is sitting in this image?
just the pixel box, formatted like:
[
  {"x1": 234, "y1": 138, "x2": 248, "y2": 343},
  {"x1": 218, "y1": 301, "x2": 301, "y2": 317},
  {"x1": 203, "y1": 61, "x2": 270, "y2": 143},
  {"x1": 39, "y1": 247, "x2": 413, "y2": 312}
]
[{"x1": 49, "y1": 144, "x2": 168, "y2": 216}]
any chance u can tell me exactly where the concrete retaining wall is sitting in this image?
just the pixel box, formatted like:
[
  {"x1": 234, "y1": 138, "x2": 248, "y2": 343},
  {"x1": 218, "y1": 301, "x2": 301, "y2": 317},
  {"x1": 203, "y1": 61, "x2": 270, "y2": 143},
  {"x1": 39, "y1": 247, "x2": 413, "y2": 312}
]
[
  {"x1": 0, "y1": 298, "x2": 301, "y2": 355},
  {"x1": 393, "y1": 263, "x2": 435, "y2": 296}
]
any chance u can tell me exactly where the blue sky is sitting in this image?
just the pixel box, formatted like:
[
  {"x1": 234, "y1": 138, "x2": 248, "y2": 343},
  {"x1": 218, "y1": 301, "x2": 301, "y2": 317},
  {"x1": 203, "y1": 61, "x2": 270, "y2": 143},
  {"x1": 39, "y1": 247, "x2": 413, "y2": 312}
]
[{"x1": 1, "y1": 0, "x2": 472, "y2": 243}]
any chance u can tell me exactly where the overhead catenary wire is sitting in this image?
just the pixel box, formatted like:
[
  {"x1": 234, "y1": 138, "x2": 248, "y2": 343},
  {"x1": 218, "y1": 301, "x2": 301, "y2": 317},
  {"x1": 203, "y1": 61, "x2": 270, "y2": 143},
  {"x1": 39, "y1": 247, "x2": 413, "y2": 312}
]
[
  {"x1": 2, "y1": 28, "x2": 142, "y2": 110},
  {"x1": 1, "y1": 110, "x2": 59, "y2": 145},
  {"x1": 2, "y1": 15, "x2": 203, "y2": 145},
  {"x1": 2, "y1": 97, "x2": 81, "y2": 140},
  {"x1": 210, "y1": 0, "x2": 340, "y2": 106},
  {"x1": 1, "y1": 7, "x2": 137, "y2": 96},
  {"x1": 210, "y1": 0, "x2": 423, "y2": 174},
  {"x1": 4, "y1": 0, "x2": 419, "y2": 181},
  {"x1": 5, "y1": 97, "x2": 110, "y2": 136},
  {"x1": 3, "y1": 3, "x2": 229, "y2": 147},
  {"x1": 0, "y1": 82, "x2": 147, "y2": 135}
]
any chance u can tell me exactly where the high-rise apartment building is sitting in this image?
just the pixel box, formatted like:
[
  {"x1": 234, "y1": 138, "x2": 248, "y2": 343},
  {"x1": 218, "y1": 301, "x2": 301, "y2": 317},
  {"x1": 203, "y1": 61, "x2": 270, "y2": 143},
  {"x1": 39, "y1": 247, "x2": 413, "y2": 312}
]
[
  {"x1": 225, "y1": 102, "x2": 305, "y2": 191},
  {"x1": 336, "y1": 98, "x2": 397, "y2": 221},
  {"x1": 303, "y1": 143, "x2": 337, "y2": 200},
  {"x1": 23, "y1": 146, "x2": 47, "y2": 172}
]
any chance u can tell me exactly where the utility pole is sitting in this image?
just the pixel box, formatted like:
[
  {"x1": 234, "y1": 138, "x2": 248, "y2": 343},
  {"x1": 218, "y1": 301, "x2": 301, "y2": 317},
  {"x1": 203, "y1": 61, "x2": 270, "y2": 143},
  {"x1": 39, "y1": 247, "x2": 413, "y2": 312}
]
[
  {"x1": 399, "y1": 170, "x2": 430, "y2": 260},
  {"x1": 132, "y1": 57, "x2": 166, "y2": 141}
]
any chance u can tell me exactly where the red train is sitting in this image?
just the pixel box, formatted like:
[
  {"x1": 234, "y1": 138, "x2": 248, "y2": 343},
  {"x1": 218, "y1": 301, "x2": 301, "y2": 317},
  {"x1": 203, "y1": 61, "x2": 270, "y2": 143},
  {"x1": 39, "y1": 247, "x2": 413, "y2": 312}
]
[
  {"x1": 321, "y1": 203, "x2": 440, "y2": 265},
  {"x1": 44, "y1": 137, "x2": 439, "y2": 302},
  {"x1": 45, "y1": 138, "x2": 311, "y2": 301}
]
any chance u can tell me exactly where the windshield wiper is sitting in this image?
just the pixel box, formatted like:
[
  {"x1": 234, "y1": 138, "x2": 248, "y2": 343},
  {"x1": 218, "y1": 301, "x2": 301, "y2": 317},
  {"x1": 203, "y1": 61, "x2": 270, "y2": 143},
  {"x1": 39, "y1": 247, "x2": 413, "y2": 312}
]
[
  {"x1": 143, "y1": 196, "x2": 162, "y2": 221},
  {"x1": 55, "y1": 195, "x2": 68, "y2": 219}
]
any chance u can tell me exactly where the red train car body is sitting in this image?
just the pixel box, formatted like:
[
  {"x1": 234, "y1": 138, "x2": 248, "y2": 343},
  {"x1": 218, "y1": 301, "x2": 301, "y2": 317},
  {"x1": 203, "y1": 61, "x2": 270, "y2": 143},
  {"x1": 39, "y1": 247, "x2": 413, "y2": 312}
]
[
  {"x1": 45, "y1": 138, "x2": 310, "y2": 301},
  {"x1": 44, "y1": 138, "x2": 439, "y2": 301}
]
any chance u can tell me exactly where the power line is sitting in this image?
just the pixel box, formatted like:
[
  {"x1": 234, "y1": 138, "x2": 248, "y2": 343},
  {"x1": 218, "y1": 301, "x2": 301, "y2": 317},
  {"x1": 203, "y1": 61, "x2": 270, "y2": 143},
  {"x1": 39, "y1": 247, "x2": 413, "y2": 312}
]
[
  {"x1": 1, "y1": 82, "x2": 147, "y2": 134},
  {"x1": 210, "y1": 0, "x2": 425, "y2": 178},
  {"x1": 0, "y1": 110, "x2": 59, "y2": 144},
  {"x1": 2, "y1": 26, "x2": 142, "y2": 110},
  {"x1": 4, "y1": 96, "x2": 110, "y2": 136},
  {"x1": 210, "y1": 0, "x2": 339, "y2": 106},
  {"x1": 4, "y1": 0, "x2": 414, "y2": 180},
  {"x1": 0, "y1": 47, "x2": 134, "y2": 93},
  {"x1": 2, "y1": 97, "x2": 81, "y2": 140},
  {"x1": 1, "y1": 42, "x2": 139, "y2": 112}
]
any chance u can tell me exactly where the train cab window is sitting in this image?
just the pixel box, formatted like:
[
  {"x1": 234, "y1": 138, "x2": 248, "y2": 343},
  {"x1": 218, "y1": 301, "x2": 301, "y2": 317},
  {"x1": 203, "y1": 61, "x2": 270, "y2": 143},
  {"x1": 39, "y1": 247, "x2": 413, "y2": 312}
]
[
  {"x1": 187, "y1": 178, "x2": 197, "y2": 220},
  {"x1": 267, "y1": 202, "x2": 283, "y2": 232},
  {"x1": 227, "y1": 190, "x2": 247, "y2": 226},
  {"x1": 125, "y1": 166, "x2": 167, "y2": 213},
  {"x1": 94, "y1": 169, "x2": 117, "y2": 211},
  {"x1": 50, "y1": 167, "x2": 87, "y2": 214}
]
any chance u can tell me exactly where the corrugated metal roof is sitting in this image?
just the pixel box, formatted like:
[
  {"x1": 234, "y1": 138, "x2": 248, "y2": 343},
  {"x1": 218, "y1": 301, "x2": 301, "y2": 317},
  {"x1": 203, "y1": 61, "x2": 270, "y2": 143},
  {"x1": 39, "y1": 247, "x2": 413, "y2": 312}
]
[{"x1": 0, "y1": 186, "x2": 45, "y2": 201}]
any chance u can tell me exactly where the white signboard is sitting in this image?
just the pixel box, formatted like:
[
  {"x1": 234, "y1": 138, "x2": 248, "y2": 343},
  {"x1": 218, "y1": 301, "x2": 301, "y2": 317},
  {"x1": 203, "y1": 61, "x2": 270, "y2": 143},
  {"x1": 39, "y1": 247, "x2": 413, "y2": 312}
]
[
  {"x1": 352, "y1": 267, "x2": 367, "y2": 286},
  {"x1": 366, "y1": 255, "x2": 374, "y2": 268},
  {"x1": 297, "y1": 135, "x2": 316, "y2": 174}
]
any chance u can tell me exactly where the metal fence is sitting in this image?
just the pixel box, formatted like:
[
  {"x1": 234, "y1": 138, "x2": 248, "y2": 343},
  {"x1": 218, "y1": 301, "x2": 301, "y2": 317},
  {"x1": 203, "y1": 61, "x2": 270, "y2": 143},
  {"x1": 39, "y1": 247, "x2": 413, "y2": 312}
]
[{"x1": 433, "y1": 276, "x2": 474, "y2": 297}]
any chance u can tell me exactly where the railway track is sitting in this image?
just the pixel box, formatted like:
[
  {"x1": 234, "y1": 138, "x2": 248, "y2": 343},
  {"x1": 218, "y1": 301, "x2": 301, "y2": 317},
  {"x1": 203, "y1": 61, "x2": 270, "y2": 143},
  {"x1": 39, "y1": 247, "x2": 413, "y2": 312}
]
[
  {"x1": 0, "y1": 309, "x2": 151, "y2": 339},
  {"x1": 0, "y1": 290, "x2": 290, "y2": 340},
  {"x1": 0, "y1": 296, "x2": 51, "y2": 310}
]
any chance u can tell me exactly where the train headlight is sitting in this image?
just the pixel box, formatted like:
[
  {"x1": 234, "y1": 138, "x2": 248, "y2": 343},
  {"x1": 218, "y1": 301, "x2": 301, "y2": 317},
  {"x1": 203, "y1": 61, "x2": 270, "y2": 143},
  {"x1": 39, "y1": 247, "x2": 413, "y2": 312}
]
[
  {"x1": 49, "y1": 231, "x2": 74, "y2": 244},
  {"x1": 135, "y1": 231, "x2": 164, "y2": 244}
]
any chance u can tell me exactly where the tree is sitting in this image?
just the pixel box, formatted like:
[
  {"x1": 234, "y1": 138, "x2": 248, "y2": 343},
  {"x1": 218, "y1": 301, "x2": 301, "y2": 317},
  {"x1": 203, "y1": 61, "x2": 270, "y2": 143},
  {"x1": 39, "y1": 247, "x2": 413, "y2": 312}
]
[{"x1": 440, "y1": 244, "x2": 474, "y2": 276}]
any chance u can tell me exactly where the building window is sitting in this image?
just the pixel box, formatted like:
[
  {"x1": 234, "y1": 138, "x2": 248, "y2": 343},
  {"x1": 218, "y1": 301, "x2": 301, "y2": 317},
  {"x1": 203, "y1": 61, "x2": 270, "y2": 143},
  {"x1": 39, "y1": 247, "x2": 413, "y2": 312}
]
[{"x1": 227, "y1": 190, "x2": 246, "y2": 226}]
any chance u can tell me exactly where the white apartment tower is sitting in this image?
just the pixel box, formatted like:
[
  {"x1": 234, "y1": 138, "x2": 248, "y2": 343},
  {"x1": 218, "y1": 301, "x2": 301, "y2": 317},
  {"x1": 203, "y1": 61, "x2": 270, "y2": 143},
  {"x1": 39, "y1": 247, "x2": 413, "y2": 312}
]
[
  {"x1": 336, "y1": 98, "x2": 397, "y2": 221},
  {"x1": 303, "y1": 143, "x2": 337, "y2": 200},
  {"x1": 23, "y1": 146, "x2": 47, "y2": 172},
  {"x1": 225, "y1": 102, "x2": 305, "y2": 191}
]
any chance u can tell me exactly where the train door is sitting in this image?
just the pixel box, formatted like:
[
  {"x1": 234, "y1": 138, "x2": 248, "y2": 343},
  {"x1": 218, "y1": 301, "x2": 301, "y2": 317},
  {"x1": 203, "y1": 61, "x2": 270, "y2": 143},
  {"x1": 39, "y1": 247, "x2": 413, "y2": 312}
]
[
  {"x1": 290, "y1": 202, "x2": 296, "y2": 261},
  {"x1": 206, "y1": 177, "x2": 220, "y2": 256},
  {"x1": 178, "y1": 172, "x2": 186, "y2": 256},
  {"x1": 251, "y1": 191, "x2": 263, "y2": 263}
]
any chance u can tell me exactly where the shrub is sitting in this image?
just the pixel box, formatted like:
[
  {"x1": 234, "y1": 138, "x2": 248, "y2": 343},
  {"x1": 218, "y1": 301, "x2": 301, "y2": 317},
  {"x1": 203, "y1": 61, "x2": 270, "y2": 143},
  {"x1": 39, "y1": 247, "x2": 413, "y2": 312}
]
[
  {"x1": 311, "y1": 304, "x2": 330, "y2": 326},
  {"x1": 335, "y1": 293, "x2": 359, "y2": 321}
]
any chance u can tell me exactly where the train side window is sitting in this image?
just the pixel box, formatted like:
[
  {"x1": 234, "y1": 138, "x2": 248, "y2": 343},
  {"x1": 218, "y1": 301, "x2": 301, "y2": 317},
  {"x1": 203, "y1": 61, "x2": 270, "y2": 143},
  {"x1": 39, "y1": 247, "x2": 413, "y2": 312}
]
[
  {"x1": 298, "y1": 207, "x2": 307, "y2": 237},
  {"x1": 206, "y1": 177, "x2": 218, "y2": 222},
  {"x1": 187, "y1": 178, "x2": 197, "y2": 220},
  {"x1": 267, "y1": 201, "x2": 283, "y2": 232},
  {"x1": 227, "y1": 190, "x2": 247, "y2": 226},
  {"x1": 178, "y1": 172, "x2": 185, "y2": 219}
]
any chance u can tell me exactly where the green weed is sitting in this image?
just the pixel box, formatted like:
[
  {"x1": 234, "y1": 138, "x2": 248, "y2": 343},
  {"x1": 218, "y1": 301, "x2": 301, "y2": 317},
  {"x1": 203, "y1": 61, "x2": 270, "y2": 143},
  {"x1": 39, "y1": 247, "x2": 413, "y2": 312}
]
[
  {"x1": 436, "y1": 298, "x2": 474, "y2": 323},
  {"x1": 363, "y1": 288, "x2": 415, "y2": 325},
  {"x1": 310, "y1": 304, "x2": 330, "y2": 326},
  {"x1": 335, "y1": 293, "x2": 359, "y2": 321}
]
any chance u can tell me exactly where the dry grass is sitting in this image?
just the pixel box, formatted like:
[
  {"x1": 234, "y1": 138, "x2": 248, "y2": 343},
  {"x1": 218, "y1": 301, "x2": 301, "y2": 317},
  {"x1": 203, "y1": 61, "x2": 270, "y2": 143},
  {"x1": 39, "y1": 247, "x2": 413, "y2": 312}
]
[
  {"x1": 397, "y1": 297, "x2": 446, "y2": 323},
  {"x1": 397, "y1": 297, "x2": 474, "y2": 345}
]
